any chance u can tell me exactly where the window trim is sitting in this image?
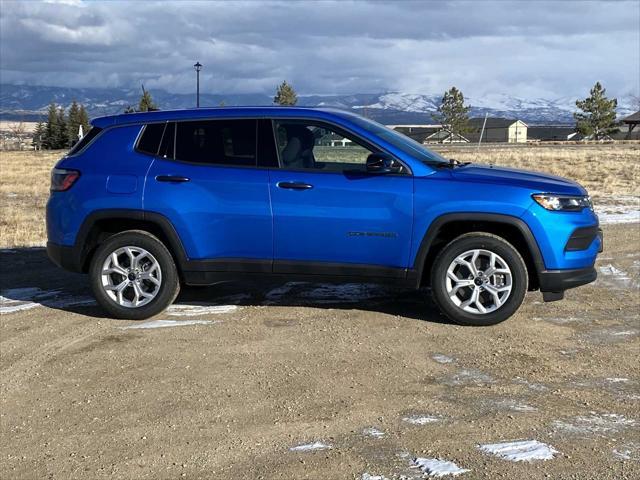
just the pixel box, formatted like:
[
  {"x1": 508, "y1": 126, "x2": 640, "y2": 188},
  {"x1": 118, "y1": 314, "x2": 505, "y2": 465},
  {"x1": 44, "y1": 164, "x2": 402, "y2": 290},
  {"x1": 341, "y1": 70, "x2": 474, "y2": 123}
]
[{"x1": 269, "y1": 118, "x2": 413, "y2": 176}]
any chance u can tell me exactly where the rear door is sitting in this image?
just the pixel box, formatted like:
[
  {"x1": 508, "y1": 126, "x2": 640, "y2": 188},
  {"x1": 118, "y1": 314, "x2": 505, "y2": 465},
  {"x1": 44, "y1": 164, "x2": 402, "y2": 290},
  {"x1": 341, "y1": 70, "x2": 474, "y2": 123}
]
[
  {"x1": 143, "y1": 119, "x2": 273, "y2": 269},
  {"x1": 267, "y1": 119, "x2": 414, "y2": 277}
]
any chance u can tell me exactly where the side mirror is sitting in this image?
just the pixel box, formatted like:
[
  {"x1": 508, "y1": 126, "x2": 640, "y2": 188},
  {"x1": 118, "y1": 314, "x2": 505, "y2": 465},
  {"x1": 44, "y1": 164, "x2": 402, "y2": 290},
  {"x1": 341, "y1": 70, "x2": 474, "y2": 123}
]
[{"x1": 366, "y1": 152, "x2": 402, "y2": 174}]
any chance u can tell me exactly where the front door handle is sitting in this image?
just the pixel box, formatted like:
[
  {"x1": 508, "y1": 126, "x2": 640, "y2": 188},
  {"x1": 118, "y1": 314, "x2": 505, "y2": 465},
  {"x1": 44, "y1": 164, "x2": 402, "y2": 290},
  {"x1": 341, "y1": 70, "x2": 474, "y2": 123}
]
[
  {"x1": 156, "y1": 175, "x2": 190, "y2": 183},
  {"x1": 276, "y1": 181, "x2": 313, "y2": 190}
]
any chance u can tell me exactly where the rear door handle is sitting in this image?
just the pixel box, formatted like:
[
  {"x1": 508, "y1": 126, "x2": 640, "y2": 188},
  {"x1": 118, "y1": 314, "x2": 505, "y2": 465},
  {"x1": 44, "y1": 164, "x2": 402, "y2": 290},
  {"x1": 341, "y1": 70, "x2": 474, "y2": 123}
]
[
  {"x1": 276, "y1": 181, "x2": 313, "y2": 190},
  {"x1": 156, "y1": 175, "x2": 190, "y2": 183}
]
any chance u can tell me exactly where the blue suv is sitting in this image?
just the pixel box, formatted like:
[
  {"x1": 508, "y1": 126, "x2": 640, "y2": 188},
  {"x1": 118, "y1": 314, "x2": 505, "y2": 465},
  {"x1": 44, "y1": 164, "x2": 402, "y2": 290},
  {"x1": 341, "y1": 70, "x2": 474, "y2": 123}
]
[{"x1": 47, "y1": 107, "x2": 602, "y2": 325}]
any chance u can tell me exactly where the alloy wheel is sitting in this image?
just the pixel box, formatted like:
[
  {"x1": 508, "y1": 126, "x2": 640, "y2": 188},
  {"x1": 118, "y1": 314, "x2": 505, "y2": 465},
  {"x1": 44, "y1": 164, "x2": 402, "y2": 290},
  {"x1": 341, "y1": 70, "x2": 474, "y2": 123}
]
[
  {"x1": 445, "y1": 249, "x2": 512, "y2": 315},
  {"x1": 100, "y1": 246, "x2": 162, "y2": 308}
]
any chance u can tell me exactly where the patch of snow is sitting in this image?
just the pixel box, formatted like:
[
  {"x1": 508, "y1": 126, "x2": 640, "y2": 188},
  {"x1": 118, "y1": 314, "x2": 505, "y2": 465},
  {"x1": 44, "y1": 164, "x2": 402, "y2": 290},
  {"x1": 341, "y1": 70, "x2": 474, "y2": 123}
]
[
  {"x1": 413, "y1": 457, "x2": 470, "y2": 477},
  {"x1": 432, "y1": 354, "x2": 455, "y2": 364},
  {"x1": 362, "y1": 427, "x2": 385, "y2": 438},
  {"x1": 613, "y1": 442, "x2": 640, "y2": 461},
  {"x1": 289, "y1": 441, "x2": 332, "y2": 452},
  {"x1": 479, "y1": 440, "x2": 559, "y2": 462},
  {"x1": 552, "y1": 413, "x2": 636, "y2": 435},
  {"x1": 119, "y1": 319, "x2": 219, "y2": 329},
  {"x1": 612, "y1": 330, "x2": 638, "y2": 336},
  {"x1": 446, "y1": 369, "x2": 494, "y2": 386},
  {"x1": 598, "y1": 264, "x2": 635, "y2": 289},
  {"x1": 361, "y1": 474, "x2": 389, "y2": 480},
  {"x1": 606, "y1": 377, "x2": 630, "y2": 383},
  {"x1": 595, "y1": 198, "x2": 640, "y2": 225},
  {"x1": 167, "y1": 303, "x2": 238, "y2": 316},
  {"x1": 495, "y1": 399, "x2": 537, "y2": 412},
  {"x1": 402, "y1": 414, "x2": 440, "y2": 425},
  {"x1": 512, "y1": 376, "x2": 548, "y2": 391},
  {"x1": 0, "y1": 287, "x2": 94, "y2": 314}
]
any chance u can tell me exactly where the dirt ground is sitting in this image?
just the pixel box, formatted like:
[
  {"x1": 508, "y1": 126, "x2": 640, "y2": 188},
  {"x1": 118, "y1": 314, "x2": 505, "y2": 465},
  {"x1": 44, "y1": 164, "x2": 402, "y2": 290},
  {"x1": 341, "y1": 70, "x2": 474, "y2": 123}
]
[{"x1": 1, "y1": 222, "x2": 638, "y2": 479}]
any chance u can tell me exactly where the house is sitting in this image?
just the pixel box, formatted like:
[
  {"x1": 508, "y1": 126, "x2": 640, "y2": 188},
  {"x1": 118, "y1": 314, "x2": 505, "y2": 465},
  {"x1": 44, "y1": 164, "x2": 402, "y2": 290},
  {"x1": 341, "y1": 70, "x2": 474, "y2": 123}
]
[
  {"x1": 621, "y1": 111, "x2": 640, "y2": 139},
  {"x1": 318, "y1": 133, "x2": 353, "y2": 147},
  {"x1": 527, "y1": 126, "x2": 579, "y2": 142},
  {"x1": 391, "y1": 125, "x2": 469, "y2": 144},
  {"x1": 422, "y1": 130, "x2": 470, "y2": 144},
  {"x1": 467, "y1": 118, "x2": 528, "y2": 143}
]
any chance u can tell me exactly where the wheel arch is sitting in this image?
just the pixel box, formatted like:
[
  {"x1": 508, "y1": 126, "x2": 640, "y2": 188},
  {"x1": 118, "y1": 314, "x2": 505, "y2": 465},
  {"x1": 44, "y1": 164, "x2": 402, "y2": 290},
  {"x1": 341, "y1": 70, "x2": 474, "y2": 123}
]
[
  {"x1": 74, "y1": 209, "x2": 188, "y2": 274},
  {"x1": 412, "y1": 213, "x2": 545, "y2": 290}
]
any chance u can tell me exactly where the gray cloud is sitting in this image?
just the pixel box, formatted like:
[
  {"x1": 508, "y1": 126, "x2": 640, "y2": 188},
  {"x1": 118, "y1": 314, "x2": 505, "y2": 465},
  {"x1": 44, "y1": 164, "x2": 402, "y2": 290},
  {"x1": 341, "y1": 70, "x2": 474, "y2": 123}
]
[{"x1": 0, "y1": 0, "x2": 638, "y2": 99}]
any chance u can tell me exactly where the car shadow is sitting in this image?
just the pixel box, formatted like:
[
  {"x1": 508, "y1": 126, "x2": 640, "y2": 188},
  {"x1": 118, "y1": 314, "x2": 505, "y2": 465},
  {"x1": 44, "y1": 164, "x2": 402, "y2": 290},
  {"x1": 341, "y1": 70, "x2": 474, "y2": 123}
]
[{"x1": 0, "y1": 248, "x2": 449, "y2": 324}]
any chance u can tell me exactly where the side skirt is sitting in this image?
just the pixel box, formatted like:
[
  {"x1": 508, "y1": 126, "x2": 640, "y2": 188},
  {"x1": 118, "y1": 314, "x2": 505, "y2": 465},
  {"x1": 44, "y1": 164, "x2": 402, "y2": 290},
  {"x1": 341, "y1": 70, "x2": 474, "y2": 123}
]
[{"x1": 183, "y1": 259, "x2": 414, "y2": 287}]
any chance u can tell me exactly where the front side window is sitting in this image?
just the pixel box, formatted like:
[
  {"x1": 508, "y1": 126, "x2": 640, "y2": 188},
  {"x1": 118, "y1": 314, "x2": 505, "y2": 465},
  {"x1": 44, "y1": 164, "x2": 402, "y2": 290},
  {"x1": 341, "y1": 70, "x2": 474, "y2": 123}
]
[
  {"x1": 273, "y1": 120, "x2": 377, "y2": 172},
  {"x1": 174, "y1": 119, "x2": 257, "y2": 166}
]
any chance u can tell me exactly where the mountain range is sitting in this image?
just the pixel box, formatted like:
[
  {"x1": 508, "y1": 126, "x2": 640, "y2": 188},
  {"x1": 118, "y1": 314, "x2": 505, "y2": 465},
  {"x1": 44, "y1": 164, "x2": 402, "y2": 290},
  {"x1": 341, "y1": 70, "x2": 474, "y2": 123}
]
[{"x1": 0, "y1": 84, "x2": 635, "y2": 125}]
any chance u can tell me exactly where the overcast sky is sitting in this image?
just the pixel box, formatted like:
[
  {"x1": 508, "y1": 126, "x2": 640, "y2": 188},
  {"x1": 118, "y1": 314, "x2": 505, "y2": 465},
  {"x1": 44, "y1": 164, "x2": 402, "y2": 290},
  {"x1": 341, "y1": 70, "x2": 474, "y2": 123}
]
[{"x1": 0, "y1": 0, "x2": 638, "y2": 100}]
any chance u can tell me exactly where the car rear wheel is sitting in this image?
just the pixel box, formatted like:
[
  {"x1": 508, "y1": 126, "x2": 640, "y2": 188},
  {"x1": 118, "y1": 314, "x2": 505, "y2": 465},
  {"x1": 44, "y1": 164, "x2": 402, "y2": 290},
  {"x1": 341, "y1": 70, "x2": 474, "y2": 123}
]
[
  {"x1": 430, "y1": 233, "x2": 528, "y2": 326},
  {"x1": 89, "y1": 230, "x2": 180, "y2": 320}
]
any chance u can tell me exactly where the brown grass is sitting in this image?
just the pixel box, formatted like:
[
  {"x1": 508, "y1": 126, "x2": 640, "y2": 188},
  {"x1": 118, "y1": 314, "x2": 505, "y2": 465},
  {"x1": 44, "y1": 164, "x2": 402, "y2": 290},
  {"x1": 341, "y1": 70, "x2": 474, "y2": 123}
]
[{"x1": 0, "y1": 144, "x2": 638, "y2": 248}]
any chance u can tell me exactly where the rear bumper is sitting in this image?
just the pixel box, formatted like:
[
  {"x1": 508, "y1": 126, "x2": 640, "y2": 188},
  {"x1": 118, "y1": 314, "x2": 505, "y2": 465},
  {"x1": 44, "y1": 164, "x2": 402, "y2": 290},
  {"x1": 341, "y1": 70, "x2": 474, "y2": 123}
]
[
  {"x1": 47, "y1": 241, "x2": 83, "y2": 273},
  {"x1": 538, "y1": 266, "x2": 597, "y2": 292}
]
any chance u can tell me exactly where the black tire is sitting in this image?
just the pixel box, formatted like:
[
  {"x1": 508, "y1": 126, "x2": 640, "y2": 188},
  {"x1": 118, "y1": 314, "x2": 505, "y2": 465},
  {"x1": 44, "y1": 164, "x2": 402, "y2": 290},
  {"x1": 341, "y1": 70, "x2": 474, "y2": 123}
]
[
  {"x1": 430, "y1": 232, "x2": 528, "y2": 326},
  {"x1": 89, "y1": 230, "x2": 180, "y2": 320}
]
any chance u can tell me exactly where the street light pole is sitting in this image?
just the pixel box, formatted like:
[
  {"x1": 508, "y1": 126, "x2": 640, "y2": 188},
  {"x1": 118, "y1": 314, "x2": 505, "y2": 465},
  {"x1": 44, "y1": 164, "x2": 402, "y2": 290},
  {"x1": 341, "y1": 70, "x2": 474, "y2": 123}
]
[{"x1": 194, "y1": 61, "x2": 202, "y2": 108}]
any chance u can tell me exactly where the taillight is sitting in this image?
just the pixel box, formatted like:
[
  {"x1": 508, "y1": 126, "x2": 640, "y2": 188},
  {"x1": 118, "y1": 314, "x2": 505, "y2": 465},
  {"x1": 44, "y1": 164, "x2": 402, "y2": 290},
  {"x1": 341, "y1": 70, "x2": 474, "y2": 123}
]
[{"x1": 50, "y1": 168, "x2": 80, "y2": 191}]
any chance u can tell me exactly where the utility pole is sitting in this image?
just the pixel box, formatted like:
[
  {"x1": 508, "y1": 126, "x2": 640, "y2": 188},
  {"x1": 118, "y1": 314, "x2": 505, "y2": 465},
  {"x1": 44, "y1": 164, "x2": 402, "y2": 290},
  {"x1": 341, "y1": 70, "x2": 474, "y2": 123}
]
[{"x1": 194, "y1": 61, "x2": 202, "y2": 108}]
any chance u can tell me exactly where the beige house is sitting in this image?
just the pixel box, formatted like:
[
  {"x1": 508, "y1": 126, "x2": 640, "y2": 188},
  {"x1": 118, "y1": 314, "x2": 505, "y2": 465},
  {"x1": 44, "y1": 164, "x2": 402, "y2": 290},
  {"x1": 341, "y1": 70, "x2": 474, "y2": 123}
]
[{"x1": 468, "y1": 118, "x2": 528, "y2": 143}]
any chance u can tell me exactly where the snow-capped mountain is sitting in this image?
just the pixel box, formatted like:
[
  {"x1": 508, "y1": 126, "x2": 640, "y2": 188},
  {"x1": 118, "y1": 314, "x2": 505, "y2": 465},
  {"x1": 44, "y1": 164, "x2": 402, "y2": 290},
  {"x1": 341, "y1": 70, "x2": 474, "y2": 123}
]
[{"x1": 0, "y1": 84, "x2": 635, "y2": 125}]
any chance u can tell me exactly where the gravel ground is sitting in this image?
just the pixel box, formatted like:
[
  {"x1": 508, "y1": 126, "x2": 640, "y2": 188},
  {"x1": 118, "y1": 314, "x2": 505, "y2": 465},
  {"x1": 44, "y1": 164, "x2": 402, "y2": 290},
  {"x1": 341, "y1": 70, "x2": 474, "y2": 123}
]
[{"x1": 1, "y1": 223, "x2": 638, "y2": 479}]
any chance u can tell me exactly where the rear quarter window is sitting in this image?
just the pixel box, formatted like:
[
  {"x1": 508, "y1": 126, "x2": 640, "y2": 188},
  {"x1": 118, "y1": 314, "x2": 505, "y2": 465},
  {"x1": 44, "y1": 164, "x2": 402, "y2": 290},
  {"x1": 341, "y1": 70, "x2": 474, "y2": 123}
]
[{"x1": 68, "y1": 127, "x2": 102, "y2": 155}]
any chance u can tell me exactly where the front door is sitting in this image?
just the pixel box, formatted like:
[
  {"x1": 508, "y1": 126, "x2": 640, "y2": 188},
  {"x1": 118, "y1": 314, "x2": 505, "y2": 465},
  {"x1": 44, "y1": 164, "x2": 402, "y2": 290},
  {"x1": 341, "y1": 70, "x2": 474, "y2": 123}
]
[{"x1": 268, "y1": 120, "x2": 414, "y2": 277}]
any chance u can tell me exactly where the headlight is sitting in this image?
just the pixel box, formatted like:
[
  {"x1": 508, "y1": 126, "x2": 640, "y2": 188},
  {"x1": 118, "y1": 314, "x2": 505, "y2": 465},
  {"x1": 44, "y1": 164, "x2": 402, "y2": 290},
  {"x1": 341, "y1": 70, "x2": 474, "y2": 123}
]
[{"x1": 532, "y1": 194, "x2": 593, "y2": 212}]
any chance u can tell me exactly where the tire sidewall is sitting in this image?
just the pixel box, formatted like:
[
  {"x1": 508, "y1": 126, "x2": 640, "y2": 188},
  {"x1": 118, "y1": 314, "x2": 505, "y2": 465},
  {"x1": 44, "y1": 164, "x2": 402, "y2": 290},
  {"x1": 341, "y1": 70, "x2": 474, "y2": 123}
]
[
  {"x1": 431, "y1": 234, "x2": 528, "y2": 326},
  {"x1": 89, "y1": 230, "x2": 179, "y2": 320}
]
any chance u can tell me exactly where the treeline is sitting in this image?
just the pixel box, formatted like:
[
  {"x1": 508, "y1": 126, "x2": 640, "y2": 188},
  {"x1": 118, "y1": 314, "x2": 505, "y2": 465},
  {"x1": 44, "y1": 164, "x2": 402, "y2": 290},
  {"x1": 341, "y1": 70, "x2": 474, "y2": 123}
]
[{"x1": 33, "y1": 101, "x2": 90, "y2": 150}]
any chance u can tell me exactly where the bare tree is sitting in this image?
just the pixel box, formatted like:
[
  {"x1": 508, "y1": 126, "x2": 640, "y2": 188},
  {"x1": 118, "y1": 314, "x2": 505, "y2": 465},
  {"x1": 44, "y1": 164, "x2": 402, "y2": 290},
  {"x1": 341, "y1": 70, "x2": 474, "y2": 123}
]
[{"x1": 7, "y1": 121, "x2": 26, "y2": 150}]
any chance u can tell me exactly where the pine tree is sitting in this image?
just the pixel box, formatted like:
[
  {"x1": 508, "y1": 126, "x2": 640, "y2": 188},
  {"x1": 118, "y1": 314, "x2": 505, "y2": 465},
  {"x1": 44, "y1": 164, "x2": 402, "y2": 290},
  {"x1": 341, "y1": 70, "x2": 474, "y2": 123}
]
[
  {"x1": 574, "y1": 82, "x2": 618, "y2": 140},
  {"x1": 32, "y1": 122, "x2": 44, "y2": 150},
  {"x1": 43, "y1": 103, "x2": 60, "y2": 149},
  {"x1": 138, "y1": 87, "x2": 158, "y2": 112},
  {"x1": 432, "y1": 87, "x2": 471, "y2": 139},
  {"x1": 78, "y1": 105, "x2": 90, "y2": 134},
  {"x1": 274, "y1": 81, "x2": 298, "y2": 106},
  {"x1": 66, "y1": 100, "x2": 80, "y2": 145},
  {"x1": 55, "y1": 106, "x2": 68, "y2": 148}
]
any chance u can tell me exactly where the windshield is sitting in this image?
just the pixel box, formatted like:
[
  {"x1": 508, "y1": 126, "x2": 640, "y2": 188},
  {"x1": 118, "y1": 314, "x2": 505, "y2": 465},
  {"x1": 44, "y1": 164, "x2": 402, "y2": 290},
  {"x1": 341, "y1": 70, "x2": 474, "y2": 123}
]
[{"x1": 347, "y1": 115, "x2": 449, "y2": 165}]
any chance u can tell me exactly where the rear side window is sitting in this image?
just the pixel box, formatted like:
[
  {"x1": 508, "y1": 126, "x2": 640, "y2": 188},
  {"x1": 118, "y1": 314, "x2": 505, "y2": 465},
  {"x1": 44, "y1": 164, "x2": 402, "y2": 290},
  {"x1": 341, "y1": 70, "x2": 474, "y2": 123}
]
[
  {"x1": 136, "y1": 123, "x2": 166, "y2": 156},
  {"x1": 175, "y1": 119, "x2": 257, "y2": 166},
  {"x1": 68, "y1": 127, "x2": 102, "y2": 155}
]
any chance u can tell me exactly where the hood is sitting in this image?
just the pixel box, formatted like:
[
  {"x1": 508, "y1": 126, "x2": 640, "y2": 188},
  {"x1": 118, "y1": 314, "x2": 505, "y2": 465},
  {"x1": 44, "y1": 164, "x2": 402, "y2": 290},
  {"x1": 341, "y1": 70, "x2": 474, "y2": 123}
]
[{"x1": 450, "y1": 163, "x2": 586, "y2": 195}]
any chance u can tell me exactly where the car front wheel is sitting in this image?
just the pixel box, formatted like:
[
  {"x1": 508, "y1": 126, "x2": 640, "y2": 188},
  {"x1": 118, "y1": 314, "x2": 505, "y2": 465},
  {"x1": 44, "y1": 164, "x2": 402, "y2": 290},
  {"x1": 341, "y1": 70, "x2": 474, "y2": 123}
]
[
  {"x1": 430, "y1": 233, "x2": 528, "y2": 326},
  {"x1": 89, "y1": 230, "x2": 180, "y2": 320}
]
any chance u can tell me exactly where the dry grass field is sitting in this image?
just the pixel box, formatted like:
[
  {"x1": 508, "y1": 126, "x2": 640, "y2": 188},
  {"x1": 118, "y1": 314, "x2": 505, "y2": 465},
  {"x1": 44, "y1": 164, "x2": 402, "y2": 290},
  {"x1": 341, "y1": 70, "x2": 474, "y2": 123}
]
[{"x1": 0, "y1": 144, "x2": 638, "y2": 248}]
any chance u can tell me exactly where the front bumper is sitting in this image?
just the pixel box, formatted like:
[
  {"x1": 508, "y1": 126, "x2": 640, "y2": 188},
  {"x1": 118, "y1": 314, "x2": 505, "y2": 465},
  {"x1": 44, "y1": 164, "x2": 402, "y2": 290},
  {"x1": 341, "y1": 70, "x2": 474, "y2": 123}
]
[{"x1": 538, "y1": 266, "x2": 597, "y2": 301}]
